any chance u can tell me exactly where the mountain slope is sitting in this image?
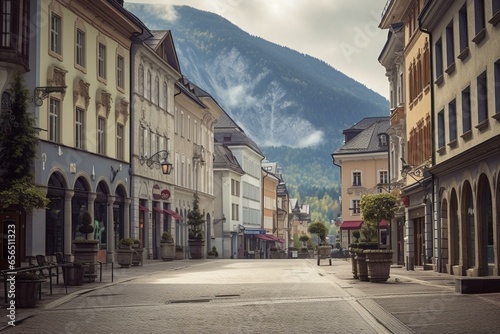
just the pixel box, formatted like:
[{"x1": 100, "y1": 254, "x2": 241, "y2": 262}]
[{"x1": 125, "y1": 3, "x2": 389, "y2": 195}]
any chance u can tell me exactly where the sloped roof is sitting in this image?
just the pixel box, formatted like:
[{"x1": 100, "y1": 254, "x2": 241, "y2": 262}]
[
  {"x1": 334, "y1": 117, "x2": 390, "y2": 155},
  {"x1": 214, "y1": 127, "x2": 263, "y2": 157},
  {"x1": 213, "y1": 142, "x2": 245, "y2": 175},
  {"x1": 146, "y1": 30, "x2": 181, "y2": 73}
]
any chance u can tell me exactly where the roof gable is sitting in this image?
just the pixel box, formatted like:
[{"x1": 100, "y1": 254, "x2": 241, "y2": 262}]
[{"x1": 146, "y1": 30, "x2": 182, "y2": 73}]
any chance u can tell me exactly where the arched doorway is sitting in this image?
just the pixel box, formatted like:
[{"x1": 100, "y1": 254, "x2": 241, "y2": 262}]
[
  {"x1": 72, "y1": 177, "x2": 91, "y2": 240},
  {"x1": 449, "y1": 189, "x2": 459, "y2": 274},
  {"x1": 440, "y1": 197, "x2": 448, "y2": 273},
  {"x1": 461, "y1": 181, "x2": 474, "y2": 271},
  {"x1": 477, "y1": 174, "x2": 493, "y2": 276},
  {"x1": 95, "y1": 181, "x2": 110, "y2": 250},
  {"x1": 46, "y1": 172, "x2": 67, "y2": 255},
  {"x1": 113, "y1": 185, "x2": 126, "y2": 250}
]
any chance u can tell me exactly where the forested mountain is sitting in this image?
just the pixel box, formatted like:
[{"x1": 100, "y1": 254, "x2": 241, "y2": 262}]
[{"x1": 125, "y1": 4, "x2": 389, "y2": 222}]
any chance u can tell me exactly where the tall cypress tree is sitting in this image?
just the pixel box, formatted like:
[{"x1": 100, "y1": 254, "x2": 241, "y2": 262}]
[{"x1": 187, "y1": 193, "x2": 205, "y2": 240}]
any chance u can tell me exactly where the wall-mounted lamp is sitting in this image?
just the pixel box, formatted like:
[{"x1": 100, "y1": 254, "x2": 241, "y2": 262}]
[
  {"x1": 34, "y1": 86, "x2": 67, "y2": 106},
  {"x1": 139, "y1": 150, "x2": 172, "y2": 175},
  {"x1": 213, "y1": 215, "x2": 226, "y2": 225},
  {"x1": 91, "y1": 165, "x2": 96, "y2": 181}
]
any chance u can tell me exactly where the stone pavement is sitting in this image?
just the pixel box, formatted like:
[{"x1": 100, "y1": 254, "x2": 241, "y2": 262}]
[{"x1": 2, "y1": 257, "x2": 500, "y2": 333}]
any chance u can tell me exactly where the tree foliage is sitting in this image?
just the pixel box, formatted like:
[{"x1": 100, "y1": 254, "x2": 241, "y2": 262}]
[
  {"x1": 308, "y1": 221, "x2": 328, "y2": 245},
  {"x1": 359, "y1": 193, "x2": 398, "y2": 242},
  {"x1": 187, "y1": 193, "x2": 205, "y2": 240},
  {"x1": 0, "y1": 74, "x2": 49, "y2": 212}
]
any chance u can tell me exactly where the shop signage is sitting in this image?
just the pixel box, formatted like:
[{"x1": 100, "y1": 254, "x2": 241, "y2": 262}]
[
  {"x1": 243, "y1": 229, "x2": 266, "y2": 235},
  {"x1": 152, "y1": 184, "x2": 161, "y2": 200},
  {"x1": 161, "y1": 189, "x2": 171, "y2": 200}
]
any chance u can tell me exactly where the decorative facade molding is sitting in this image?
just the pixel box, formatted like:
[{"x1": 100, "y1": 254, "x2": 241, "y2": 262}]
[
  {"x1": 96, "y1": 89, "x2": 112, "y2": 119},
  {"x1": 115, "y1": 98, "x2": 129, "y2": 125},
  {"x1": 73, "y1": 79, "x2": 90, "y2": 109}
]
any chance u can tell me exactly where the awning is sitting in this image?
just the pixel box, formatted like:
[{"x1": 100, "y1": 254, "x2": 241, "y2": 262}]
[
  {"x1": 379, "y1": 220, "x2": 389, "y2": 228},
  {"x1": 164, "y1": 209, "x2": 183, "y2": 221},
  {"x1": 255, "y1": 234, "x2": 284, "y2": 243},
  {"x1": 340, "y1": 221, "x2": 362, "y2": 230},
  {"x1": 139, "y1": 205, "x2": 149, "y2": 212},
  {"x1": 153, "y1": 207, "x2": 163, "y2": 213}
]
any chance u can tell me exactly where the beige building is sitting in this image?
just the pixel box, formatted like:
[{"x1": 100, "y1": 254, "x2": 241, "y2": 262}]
[
  {"x1": 380, "y1": 0, "x2": 433, "y2": 269},
  {"x1": 421, "y1": 0, "x2": 500, "y2": 276},
  {"x1": 130, "y1": 30, "x2": 181, "y2": 260},
  {"x1": 27, "y1": 0, "x2": 148, "y2": 262},
  {"x1": 332, "y1": 117, "x2": 390, "y2": 249}
]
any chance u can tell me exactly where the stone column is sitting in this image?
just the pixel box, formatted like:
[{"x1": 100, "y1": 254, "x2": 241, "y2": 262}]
[
  {"x1": 124, "y1": 197, "x2": 131, "y2": 238},
  {"x1": 107, "y1": 195, "x2": 116, "y2": 263},
  {"x1": 64, "y1": 190, "x2": 74, "y2": 259},
  {"x1": 87, "y1": 192, "x2": 97, "y2": 240}
]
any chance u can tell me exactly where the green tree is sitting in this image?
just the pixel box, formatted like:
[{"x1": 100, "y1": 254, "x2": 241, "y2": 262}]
[
  {"x1": 187, "y1": 193, "x2": 205, "y2": 240},
  {"x1": 308, "y1": 221, "x2": 328, "y2": 245},
  {"x1": 0, "y1": 74, "x2": 49, "y2": 212},
  {"x1": 359, "y1": 193, "x2": 398, "y2": 243}
]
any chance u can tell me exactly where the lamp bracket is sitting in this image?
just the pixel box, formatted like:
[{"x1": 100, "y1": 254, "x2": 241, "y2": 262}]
[
  {"x1": 34, "y1": 86, "x2": 67, "y2": 106},
  {"x1": 140, "y1": 150, "x2": 170, "y2": 168}
]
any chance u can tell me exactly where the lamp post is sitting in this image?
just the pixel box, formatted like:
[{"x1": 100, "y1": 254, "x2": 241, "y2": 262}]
[{"x1": 139, "y1": 150, "x2": 173, "y2": 175}]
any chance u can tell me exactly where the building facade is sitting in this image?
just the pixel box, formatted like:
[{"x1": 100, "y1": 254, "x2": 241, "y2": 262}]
[{"x1": 421, "y1": 0, "x2": 500, "y2": 276}]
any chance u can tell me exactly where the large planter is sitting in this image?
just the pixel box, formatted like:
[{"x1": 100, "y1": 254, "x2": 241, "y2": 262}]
[
  {"x1": 270, "y1": 250, "x2": 280, "y2": 259},
  {"x1": 15, "y1": 279, "x2": 45, "y2": 308},
  {"x1": 175, "y1": 247, "x2": 184, "y2": 260},
  {"x1": 160, "y1": 242, "x2": 175, "y2": 261},
  {"x1": 355, "y1": 252, "x2": 369, "y2": 281},
  {"x1": 188, "y1": 239, "x2": 205, "y2": 259},
  {"x1": 132, "y1": 247, "x2": 144, "y2": 266},
  {"x1": 73, "y1": 240, "x2": 99, "y2": 281},
  {"x1": 62, "y1": 265, "x2": 85, "y2": 286},
  {"x1": 365, "y1": 250, "x2": 394, "y2": 283},
  {"x1": 350, "y1": 249, "x2": 358, "y2": 279},
  {"x1": 116, "y1": 248, "x2": 134, "y2": 268}
]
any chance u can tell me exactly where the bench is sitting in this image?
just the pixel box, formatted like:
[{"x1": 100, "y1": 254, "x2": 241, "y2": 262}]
[{"x1": 455, "y1": 276, "x2": 500, "y2": 294}]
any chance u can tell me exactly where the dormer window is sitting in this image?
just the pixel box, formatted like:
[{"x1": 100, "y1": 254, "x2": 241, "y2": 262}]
[{"x1": 378, "y1": 133, "x2": 388, "y2": 146}]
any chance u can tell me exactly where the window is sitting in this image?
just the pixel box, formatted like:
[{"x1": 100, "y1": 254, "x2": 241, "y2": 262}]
[
  {"x1": 437, "y1": 110, "x2": 445, "y2": 148},
  {"x1": 116, "y1": 124, "x2": 124, "y2": 160},
  {"x1": 351, "y1": 199, "x2": 360, "y2": 214},
  {"x1": 76, "y1": 29, "x2": 85, "y2": 67},
  {"x1": 352, "y1": 172, "x2": 361, "y2": 186},
  {"x1": 139, "y1": 65, "x2": 144, "y2": 96},
  {"x1": 75, "y1": 107, "x2": 84, "y2": 149},
  {"x1": 162, "y1": 81, "x2": 167, "y2": 109},
  {"x1": 462, "y1": 86, "x2": 472, "y2": 133},
  {"x1": 1, "y1": 0, "x2": 12, "y2": 47},
  {"x1": 232, "y1": 203, "x2": 239, "y2": 220},
  {"x1": 379, "y1": 170, "x2": 388, "y2": 185},
  {"x1": 435, "y1": 38, "x2": 443, "y2": 81},
  {"x1": 154, "y1": 76, "x2": 159, "y2": 104},
  {"x1": 117, "y1": 55, "x2": 124, "y2": 89},
  {"x1": 187, "y1": 115, "x2": 191, "y2": 140},
  {"x1": 97, "y1": 117, "x2": 106, "y2": 154},
  {"x1": 477, "y1": 71, "x2": 488, "y2": 123},
  {"x1": 459, "y1": 4, "x2": 469, "y2": 55},
  {"x1": 98, "y1": 43, "x2": 106, "y2": 79},
  {"x1": 474, "y1": 0, "x2": 485, "y2": 36},
  {"x1": 494, "y1": 0, "x2": 500, "y2": 17},
  {"x1": 49, "y1": 98, "x2": 60, "y2": 143},
  {"x1": 50, "y1": 13, "x2": 61, "y2": 55},
  {"x1": 448, "y1": 99, "x2": 457, "y2": 142},
  {"x1": 146, "y1": 70, "x2": 151, "y2": 101},
  {"x1": 231, "y1": 179, "x2": 240, "y2": 196},
  {"x1": 379, "y1": 134, "x2": 388, "y2": 146},
  {"x1": 495, "y1": 60, "x2": 500, "y2": 114},
  {"x1": 445, "y1": 21, "x2": 455, "y2": 70}
]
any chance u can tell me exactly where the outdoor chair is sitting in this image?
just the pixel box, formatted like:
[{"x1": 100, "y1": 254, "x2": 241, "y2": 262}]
[{"x1": 35, "y1": 254, "x2": 61, "y2": 283}]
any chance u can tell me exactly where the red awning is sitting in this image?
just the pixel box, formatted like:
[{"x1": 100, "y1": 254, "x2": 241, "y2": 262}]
[
  {"x1": 340, "y1": 221, "x2": 362, "y2": 230},
  {"x1": 379, "y1": 220, "x2": 389, "y2": 228},
  {"x1": 153, "y1": 207, "x2": 163, "y2": 213},
  {"x1": 164, "y1": 209, "x2": 184, "y2": 221},
  {"x1": 139, "y1": 205, "x2": 149, "y2": 212},
  {"x1": 255, "y1": 234, "x2": 284, "y2": 243}
]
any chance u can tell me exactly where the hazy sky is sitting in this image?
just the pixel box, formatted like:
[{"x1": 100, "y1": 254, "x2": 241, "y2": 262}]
[{"x1": 124, "y1": 0, "x2": 391, "y2": 99}]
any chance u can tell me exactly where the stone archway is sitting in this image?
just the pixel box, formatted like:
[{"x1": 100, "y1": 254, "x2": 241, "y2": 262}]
[
  {"x1": 461, "y1": 181, "x2": 475, "y2": 273},
  {"x1": 477, "y1": 174, "x2": 493, "y2": 276},
  {"x1": 449, "y1": 188, "x2": 460, "y2": 275},
  {"x1": 46, "y1": 172, "x2": 67, "y2": 255}
]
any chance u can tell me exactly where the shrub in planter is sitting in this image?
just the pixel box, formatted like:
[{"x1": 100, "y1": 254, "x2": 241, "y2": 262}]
[
  {"x1": 160, "y1": 232, "x2": 175, "y2": 261},
  {"x1": 15, "y1": 272, "x2": 45, "y2": 308}
]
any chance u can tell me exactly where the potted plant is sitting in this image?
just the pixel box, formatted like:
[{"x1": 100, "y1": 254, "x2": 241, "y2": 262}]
[
  {"x1": 175, "y1": 245, "x2": 184, "y2": 260},
  {"x1": 132, "y1": 239, "x2": 144, "y2": 266},
  {"x1": 308, "y1": 221, "x2": 331, "y2": 265},
  {"x1": 14, "y1": 271, "x2": 46, "y2": 308},
  {"x1": 350, "y1": 230, "x2": 361, "y2": 279},
  {"x1": 207, "y1": 246, "x2": 218, "y2": 259},
  {"x1": 298, "y1": 234, "x2": 311, "y2": 258},
  {"x1": 187, "y1": 193, "x2": 205, "y2": 259},
  {"x1": 62, "y1": 260, "x2": 85, "y2": 286},
  {"x1": 160, "y1": 231, "x2": 175, "y2": 261},
  {"x1": 269, "y1": 245, "x2": 280, "y2": 259},
  {"x1": 116, "y1": 238, "x2": 134, "y2": 268},
  {"x1": 360, "y1": 193, "x2": 398, "y2": 282},
  {"x1": 73, "y1": 209, "x2": 99, "y2": 281}
]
